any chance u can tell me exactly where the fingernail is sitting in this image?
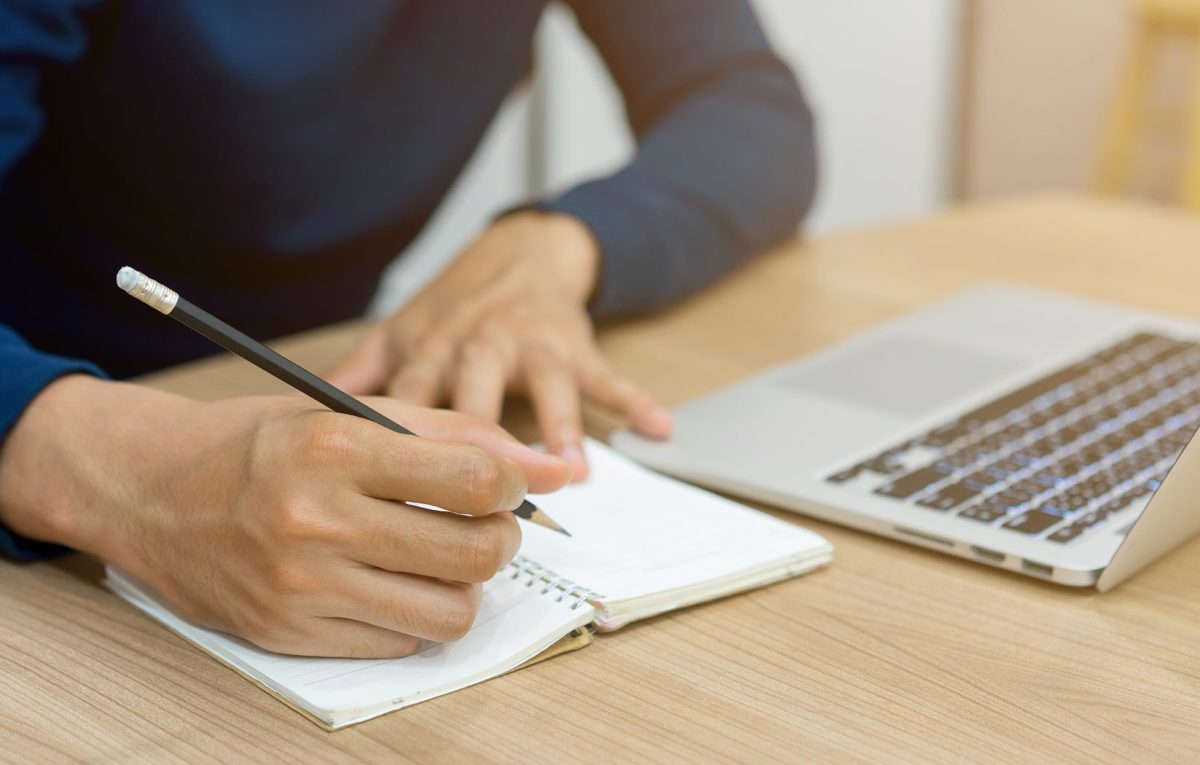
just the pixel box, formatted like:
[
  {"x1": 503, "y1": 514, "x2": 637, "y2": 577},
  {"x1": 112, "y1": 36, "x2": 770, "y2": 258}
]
[
  {"x1": 559, "y1": 445, "x2": 589, "y2": 482},
  {"x1": 645, "y1": 406, "x2": 674, "y2": 438}
]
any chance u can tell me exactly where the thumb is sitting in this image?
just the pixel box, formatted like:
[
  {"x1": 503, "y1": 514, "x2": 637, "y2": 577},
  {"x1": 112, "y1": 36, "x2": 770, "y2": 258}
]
[{"x1": 326, "y1": 323, "x2": 394, "y2": 395}]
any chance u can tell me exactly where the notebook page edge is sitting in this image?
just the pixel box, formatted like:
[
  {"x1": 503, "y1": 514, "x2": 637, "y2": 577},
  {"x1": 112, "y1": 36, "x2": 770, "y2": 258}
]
[{"x1": 591, "y1": 545, "x2": 834, "y2": 631}]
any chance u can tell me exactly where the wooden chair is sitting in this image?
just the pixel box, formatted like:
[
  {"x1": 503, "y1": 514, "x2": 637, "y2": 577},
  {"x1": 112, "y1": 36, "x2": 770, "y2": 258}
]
[{"x1": 1095, "y1": 0, "x2": 1200, "y2": 208}]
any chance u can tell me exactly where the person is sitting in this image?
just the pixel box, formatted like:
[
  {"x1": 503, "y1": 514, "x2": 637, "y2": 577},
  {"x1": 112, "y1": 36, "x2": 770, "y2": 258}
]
[{"x1": 0, "y1": 0, "x2": 816, "y2": 657}]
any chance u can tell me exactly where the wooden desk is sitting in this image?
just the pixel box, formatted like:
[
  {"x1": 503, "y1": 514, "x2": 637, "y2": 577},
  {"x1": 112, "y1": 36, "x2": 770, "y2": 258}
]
[{"x1": 5, "y1": 195, "x2": 1199, "y2": 762}]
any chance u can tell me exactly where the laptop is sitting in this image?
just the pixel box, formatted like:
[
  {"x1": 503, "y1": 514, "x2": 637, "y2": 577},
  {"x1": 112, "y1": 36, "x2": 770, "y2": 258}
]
[{"x1": 611, "y1": 283, "x2": 1200, "y2": 590}]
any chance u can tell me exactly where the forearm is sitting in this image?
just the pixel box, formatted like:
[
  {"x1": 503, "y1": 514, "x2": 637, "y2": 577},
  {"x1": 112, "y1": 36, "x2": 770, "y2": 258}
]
[
  {"x1": 551, "y1": 0, "x2": 817, "y2": 319},
  {"x1": 545, "y1": 87, "x2": 816, "y2": 318}
]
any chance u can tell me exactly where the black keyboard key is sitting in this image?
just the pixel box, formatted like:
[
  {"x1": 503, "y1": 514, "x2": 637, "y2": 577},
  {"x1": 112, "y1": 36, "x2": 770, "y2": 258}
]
[
  {"x1": 826, "y1": 467, "x2": 861, "y2": 484},
  {"x1": 1003, "y1": 510, "x2": 1065, "y2": 534},
  {"x1": 1047, "y1": 523, "x2": 1088, "y2": 543},
  {"x1": 963, "y1": 470, "x2": 1004, "y2": 489},
  {"x1": 958, "y1": 502, "x2": 1010, "y2": 523},
  {"x1": 1032, "y1": 471, "x2": 1064, "y2": 488},
  {"x1": 959, "y1": 367, "x2": 1085, "y2": 425},
  {"x1": 858, "y1": 454, "x2": 903, "y2": 475},
  {"x1": 1026, "y1": 438, "x2": 1060, "y2": 457},
  {"x1": 915, "y1": 482, "x2": 979, "y2": 511},
  {"x1": 1058, "y1": 493, "x2": 1090, "y2": 512},
  {"x1": 989, "y1": 491, "x2": 1031, "y2": 511},
  {"x1": 1011, "y1": 476, "x2": 1046, "y2": 493},
  {"x1": 938, "y1": 449, "x2": 980, "y2": 469},
  {"x1": 875, "y1": 467, "x2": 945, "y2": 500},
  {"x1": 1052, "y1": 500, "x2": 1129, "y2": 543}
]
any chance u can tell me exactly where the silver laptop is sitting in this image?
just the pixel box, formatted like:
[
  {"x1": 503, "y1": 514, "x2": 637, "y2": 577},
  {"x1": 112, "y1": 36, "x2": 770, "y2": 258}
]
[{"x1": 611, "y1": 283, "x2": 1200, "y2": 590}]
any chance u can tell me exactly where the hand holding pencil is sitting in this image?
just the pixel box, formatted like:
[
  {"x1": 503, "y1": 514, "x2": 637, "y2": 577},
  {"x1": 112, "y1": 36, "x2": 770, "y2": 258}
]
[
  {"x1": 0, "y1": 267, "x2": 572, "y2": 660},
  {"x1": 115, "y1": 267, "x2": 569, "y2": 537}
]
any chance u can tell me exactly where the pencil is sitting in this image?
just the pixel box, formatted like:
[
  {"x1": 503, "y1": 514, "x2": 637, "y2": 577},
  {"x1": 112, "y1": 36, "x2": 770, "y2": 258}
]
[{"x1": 115, "y1": 266, "x2": 569, "y2": 536}]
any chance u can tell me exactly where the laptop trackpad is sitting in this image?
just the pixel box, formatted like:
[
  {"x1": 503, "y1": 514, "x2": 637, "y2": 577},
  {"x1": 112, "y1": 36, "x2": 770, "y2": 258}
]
[{"x1": 778, "y1": 334, "x2": 1023, "y2": 417}]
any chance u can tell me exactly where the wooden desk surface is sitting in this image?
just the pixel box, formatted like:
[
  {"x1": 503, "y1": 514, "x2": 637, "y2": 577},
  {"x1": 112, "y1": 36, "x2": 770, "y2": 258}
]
[{"x1": 5, "y1": 195, "x2": 1199, "y2": 763}]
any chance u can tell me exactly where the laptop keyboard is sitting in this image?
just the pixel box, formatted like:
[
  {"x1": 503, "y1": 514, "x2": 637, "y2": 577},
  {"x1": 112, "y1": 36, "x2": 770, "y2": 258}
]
[{"x1": 825, "y1": 331, "x2": 1200, "y2": 544}]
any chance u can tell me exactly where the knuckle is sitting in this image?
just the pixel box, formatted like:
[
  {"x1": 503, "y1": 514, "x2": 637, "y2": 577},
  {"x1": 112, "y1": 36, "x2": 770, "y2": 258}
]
[
  {"x1": 390, "y1": 634, "x2": 423, "y2": 657},
  {"x1": 429, "y1": 583, "x2": 479, "y2": 641},
  {"x1": 345, "y1": 632, "x2": 421, "y2": 659},
  {"x1": 456, "y1": 518, "x2": 511, "y2": 582},
  {"x1": 413, "y1": 331, "x2": 454, "y2": 363},
  {"x1": 265, "y1": 495, "x2": 335, "y2": 543},
  {"x1": 300, "y1": 418, "x2": 362, "y2": 465},
  {"x1": 491, "y1": 512, "x2": 522, "y2": 567},
  {"x1": 523, "y1": 340, "x2": 565, "y2": 369},
  {"x1": 372, "y1": 596, "x2": 418, "y2": 637},
  {"x1": 262, "y1": 561, "x2": 311, "y2": 597},
  {"x1": 458, "y1": 448, "x2": 507, "y2": 512},
  {"x1": 460, "y1": 338, "x2": 495, "y2": 362}
]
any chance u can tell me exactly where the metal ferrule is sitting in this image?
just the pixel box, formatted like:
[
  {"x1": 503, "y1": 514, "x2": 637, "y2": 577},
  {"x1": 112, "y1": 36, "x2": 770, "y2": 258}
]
[{"x1": 124, "y1": 270, "x2": 178, "y2": 314}]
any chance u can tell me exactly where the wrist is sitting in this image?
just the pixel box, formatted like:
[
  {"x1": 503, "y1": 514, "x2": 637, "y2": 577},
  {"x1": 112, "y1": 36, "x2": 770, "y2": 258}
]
[
  {"x1": 503, "y1": 210, "x2": 601, "y2": 305},
  {"x1": 0, "y1": 375, "x2": 197, "y2": 561}
]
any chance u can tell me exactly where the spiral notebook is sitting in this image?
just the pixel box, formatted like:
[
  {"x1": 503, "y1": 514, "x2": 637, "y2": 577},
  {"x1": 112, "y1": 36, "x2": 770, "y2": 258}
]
[{"x1": 105, "y1": 439, "x2": 832, "y2": 729}]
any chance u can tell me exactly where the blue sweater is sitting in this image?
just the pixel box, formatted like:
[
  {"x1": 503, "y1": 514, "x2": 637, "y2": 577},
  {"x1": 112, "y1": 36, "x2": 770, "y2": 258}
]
[{"x1": 0, "y1": 0, "x2": 816, "y2": 560}]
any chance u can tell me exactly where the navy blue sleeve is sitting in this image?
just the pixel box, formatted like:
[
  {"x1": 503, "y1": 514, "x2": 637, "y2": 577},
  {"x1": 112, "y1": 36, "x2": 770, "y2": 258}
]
[
  {"x1": 544, "y1": 0, "x2": 818, "y2": 320},
  {"x1": 0, "y1": 0, "x2": 104, "y2": 562},
  {"x1": 0, "y1": 327, "x2": 105, "y2": 562}
]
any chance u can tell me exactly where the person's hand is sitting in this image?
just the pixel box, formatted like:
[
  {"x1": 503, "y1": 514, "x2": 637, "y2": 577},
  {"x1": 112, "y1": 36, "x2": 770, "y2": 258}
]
[
  {"x1": 327, "y1": 211, "x2": 672, "y2": 481},
  {"x1": 0, "y1": 376, "x2": 570, "y2": 658}
]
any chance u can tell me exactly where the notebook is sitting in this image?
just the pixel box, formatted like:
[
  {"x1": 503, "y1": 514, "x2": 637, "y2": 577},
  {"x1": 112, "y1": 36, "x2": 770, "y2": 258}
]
[{"x1": 105, "y1": 439, "x2": 832, "y2": 728}]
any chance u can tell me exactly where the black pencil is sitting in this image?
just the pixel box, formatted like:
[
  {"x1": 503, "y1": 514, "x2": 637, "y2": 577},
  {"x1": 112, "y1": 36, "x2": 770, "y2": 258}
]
[{"x1": 115, "y1": 266, "x2": 569, "y2": 536}]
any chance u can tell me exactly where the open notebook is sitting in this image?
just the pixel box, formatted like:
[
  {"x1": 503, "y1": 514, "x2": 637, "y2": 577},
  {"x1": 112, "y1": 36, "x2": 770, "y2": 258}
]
[{"x1": 106, "y1": 440, "x2": 832, "y2": 728}]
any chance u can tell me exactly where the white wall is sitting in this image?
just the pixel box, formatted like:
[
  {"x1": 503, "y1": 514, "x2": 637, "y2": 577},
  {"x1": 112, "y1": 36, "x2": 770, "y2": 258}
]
[
  {"x1": 371, "y1": 1, "x2": 963, "y2": 315},
  {"x1": 754, "y1": 0, "x2": 962, "y2": 232}
]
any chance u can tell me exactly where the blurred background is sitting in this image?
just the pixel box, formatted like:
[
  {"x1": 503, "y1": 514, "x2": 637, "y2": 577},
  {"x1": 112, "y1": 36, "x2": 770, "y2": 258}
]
[{"x1": 373, "y1": 0, "x2": 1188, "y2": 313}]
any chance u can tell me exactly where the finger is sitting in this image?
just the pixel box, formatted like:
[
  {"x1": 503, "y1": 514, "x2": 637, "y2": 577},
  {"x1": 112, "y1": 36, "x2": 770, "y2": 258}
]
[
  {"x1": 334, "y1": 567, "x2": 485, "y2": 643},
  {"x1": 386, "y1": 329, "x2": 458, "y2": 406},
  {"x1": 339, "y1": 497, "x2": 521, "y2": 582},
  {"x1": 334, "y1": 421, "x2": 529, "y2": 515},
  {"x1": 364, "y1": 397, "x2": 572, "y2": 494},
  {"x1": 257, "y1": 616, "x2": 423, "y2": 659},
  {"x1": 387, "y1": 355, "x2": 447, "y2": 407},
  {"x1": 580, "y1": 354, "x2": 673, "y2": 440},
  {"x1": 522, "y1": 348, "x2": 587, "y2": 481},
  {"x1": 325, "y1": 323, "x2": 395, "y2": 395},
  {"x1": 451, "y1": 340, "x2": 508, "y2": 422}
]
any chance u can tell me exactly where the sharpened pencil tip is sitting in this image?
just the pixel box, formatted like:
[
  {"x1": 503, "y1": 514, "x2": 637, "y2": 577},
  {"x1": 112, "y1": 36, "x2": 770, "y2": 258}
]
[{"x1": 530, "y1": 508, "x2": 571, "y2": 537}]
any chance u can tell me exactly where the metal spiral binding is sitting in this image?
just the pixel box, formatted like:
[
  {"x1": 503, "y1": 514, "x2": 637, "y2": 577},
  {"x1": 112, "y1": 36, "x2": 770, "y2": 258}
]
[{"x1": 507, "y1": 555, "x2": 601, "y2": 610}]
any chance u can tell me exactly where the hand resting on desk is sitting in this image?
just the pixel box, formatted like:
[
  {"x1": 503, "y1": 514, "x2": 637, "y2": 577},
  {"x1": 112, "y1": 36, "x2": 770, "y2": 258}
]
[
  {"x1": 328, "y1": 211, "x2": 673, "y2": 482},
  {"x1": 0, "y1": 375, "x2": 570, "y2": 658}
]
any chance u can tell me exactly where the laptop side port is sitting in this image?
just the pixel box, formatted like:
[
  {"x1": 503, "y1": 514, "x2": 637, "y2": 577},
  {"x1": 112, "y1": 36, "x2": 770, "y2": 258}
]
[
  {"x1": 1022, "y1": 559, "x2": 1054, "y2": 577},
  {"x1": 893, "y1": 526, "x2": 954, "y2": 547},
  {"x1": 969, "y1": 546, "x2": 1006, "y2": 563}
]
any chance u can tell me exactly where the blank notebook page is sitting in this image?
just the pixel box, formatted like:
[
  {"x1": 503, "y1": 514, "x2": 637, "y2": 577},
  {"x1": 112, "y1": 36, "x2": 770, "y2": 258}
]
[{"x1": 520, "y1": 440, "x2": 831, "y2": 618}]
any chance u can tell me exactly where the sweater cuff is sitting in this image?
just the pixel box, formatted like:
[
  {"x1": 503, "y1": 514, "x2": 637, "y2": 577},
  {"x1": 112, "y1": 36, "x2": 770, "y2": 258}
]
[
  {"x1": 0, "y1": 346, "x2": 105, "y2": 562},
  {"x1": 534, "y1": 181, "x2": 666, "y2": 322}
]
